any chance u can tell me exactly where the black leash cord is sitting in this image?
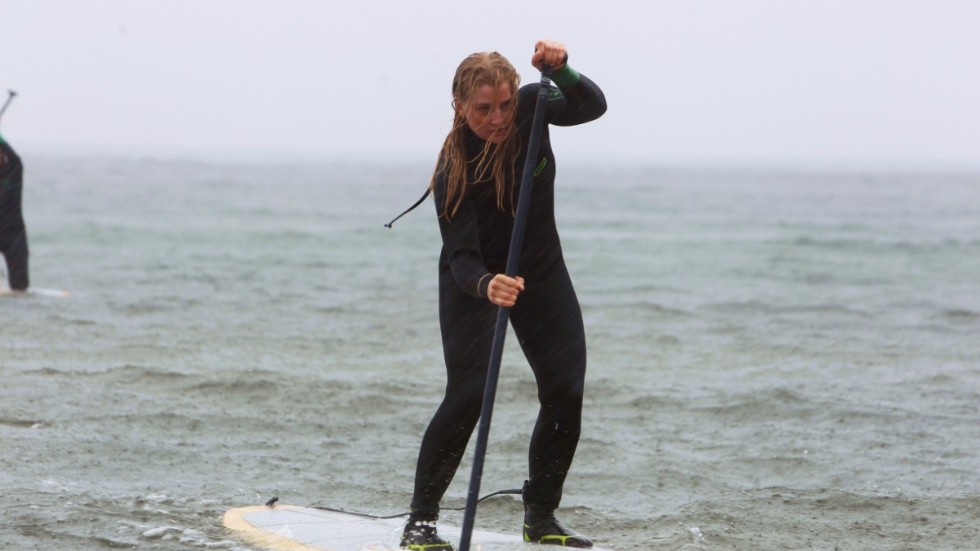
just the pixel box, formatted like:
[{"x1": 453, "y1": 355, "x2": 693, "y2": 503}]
[{"x1": 303, "y1": 487, "x2": 523, "y2": 520}]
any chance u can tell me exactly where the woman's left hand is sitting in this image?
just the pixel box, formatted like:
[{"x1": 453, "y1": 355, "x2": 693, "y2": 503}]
[
  {"x1": 532, "y1": 40, "x2": 567, "y2": 72},
  {"x1": 486, "y1": 274, "x2": 525, "y2": 308}
]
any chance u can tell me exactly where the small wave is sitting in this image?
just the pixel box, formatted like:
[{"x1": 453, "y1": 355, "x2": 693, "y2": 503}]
[
  {"x1": 636, "y1": 301, "x2": 691, "y2": 317},
  {"x1": 141, "y1": 526, "x2": 183, "y2": 539},
  {"x1": 108, "y1": 364, "x2": 193, "y2": 383},
  {"x1": 188, "y1": 378, "x2": 282, "y2": 396},
  {"x1": 44, "y1": 314, "x2": 97, "y2": 326},
  {"x1": 24, "y1": 364, "x2": 190, "y2": 382},
  {"x1": 702, "y1": 300, "x2": 770, "y2": 313},
  {"x1": 773, "y1": 303, "x2": 871, "y2": 317},
  {"x1": 690, "y1": 387, "x2": 815, "y2": 422},
  {"x1": 943, "y1": 308, "x2": 979, "y2": 322},
  {"x1": 624, "y1": 393, "x2": 688, "y2": 411},
  {"x1": 704, "y1": 300, "x2": 869, "y2": 318}
]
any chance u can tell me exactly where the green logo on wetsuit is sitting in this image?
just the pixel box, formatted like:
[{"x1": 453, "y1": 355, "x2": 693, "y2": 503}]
[{"x1": 533, "y1": 157, "x2": 548, "y2": 178}]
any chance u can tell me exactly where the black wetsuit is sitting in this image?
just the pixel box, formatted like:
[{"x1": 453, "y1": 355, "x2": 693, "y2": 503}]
[
  {"x1": 0, "y1": 136, "x2": 29, "y2": 291},
  {"x1": 410, "y1": 66, "x2": 606, "y2": 518}
]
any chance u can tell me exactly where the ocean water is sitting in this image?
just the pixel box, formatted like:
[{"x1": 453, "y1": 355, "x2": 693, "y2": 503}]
[{"x1": 2, "y1": 154, "x2": 978, "y2": 551}]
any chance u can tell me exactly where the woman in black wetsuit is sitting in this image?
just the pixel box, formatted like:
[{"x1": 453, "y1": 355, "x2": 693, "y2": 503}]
[
  {"x1": 401, "y1": 40, "x2": 606, "y2": 550},
  {"x1": 0, "y1": 134, "x2": 29, "y2": 292}
]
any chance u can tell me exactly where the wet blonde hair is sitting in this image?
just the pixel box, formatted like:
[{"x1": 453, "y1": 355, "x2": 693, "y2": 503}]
[{"x1": 433, "y1": 51, "x2": 521, "y2": 220}]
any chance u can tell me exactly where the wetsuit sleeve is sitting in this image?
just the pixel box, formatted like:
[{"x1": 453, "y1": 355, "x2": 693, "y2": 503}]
[
  {"x1": 432, "y1": 173, "x2": 493, "y2": 299},
  {"x1": 544, "y1": 65, "x2": 607, "y2": 127}
]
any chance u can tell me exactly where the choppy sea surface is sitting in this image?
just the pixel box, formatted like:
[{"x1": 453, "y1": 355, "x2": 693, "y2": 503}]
[{"x1": 2, "y1": 154, "x2": 978, "y2": 550}]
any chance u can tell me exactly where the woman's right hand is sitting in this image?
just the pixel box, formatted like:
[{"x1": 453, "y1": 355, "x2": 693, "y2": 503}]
[
  {"x1": 487, "y1": 274, "x2": 525, "y2": 307},
  {"x1": 532, "y1": 40, "x2": 567, "y2": 72}
]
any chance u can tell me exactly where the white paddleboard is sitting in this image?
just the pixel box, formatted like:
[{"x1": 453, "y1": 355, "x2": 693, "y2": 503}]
[
  {"x1": 0, "y1": 287, "x2": 70, "y2": 297},
  {"x1": 223, "y1": 504, "x2": 613, "y2": 551}
]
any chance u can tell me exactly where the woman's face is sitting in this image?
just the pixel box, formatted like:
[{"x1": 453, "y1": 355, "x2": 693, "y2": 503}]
[{"x1": 459, "y1": 83, "x2": 515, "y2": 144}]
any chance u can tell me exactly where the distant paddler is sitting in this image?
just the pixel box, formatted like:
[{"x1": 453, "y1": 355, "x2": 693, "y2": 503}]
[{"x1": 1, "y1": 89, "x2": 30, "y2": 292}]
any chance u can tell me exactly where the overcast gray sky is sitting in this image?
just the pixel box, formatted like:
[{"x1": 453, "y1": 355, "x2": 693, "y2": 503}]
[{"x1": 2, "y1": 0, "x2": 978, "y2": 165}]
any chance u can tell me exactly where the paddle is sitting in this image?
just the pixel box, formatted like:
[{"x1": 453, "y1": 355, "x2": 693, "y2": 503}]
[
  {"x1": 0, "y1": 90, "x2": 16, "y2": 121},
  {"x1": 457, "y1": 64, "x2": 553, "y2": 551}
]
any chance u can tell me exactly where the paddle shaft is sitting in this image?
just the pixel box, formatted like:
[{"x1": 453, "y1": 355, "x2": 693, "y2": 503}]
[
  {"x1": 0, "y1": 90, "x2": 16, "y2": 120},
  {"x1": 458, "y1": 65, "x2": 553, "y2": 551}
]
